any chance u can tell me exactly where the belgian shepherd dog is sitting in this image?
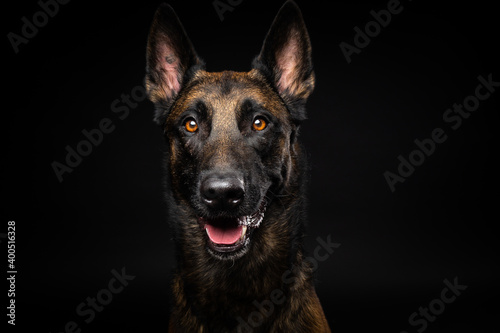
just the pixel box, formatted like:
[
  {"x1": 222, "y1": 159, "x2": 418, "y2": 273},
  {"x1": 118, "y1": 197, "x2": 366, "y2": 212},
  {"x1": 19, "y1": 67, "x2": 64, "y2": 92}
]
[{"x1": 145, "y1": 1, "x2": 331, "y2": 332}]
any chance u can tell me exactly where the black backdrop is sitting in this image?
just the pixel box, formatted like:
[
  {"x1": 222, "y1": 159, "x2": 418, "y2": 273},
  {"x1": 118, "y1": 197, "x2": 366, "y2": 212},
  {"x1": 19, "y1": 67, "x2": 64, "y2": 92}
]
[{"x1": 4, "y1": 0, "x2": 499, "y2": 332}]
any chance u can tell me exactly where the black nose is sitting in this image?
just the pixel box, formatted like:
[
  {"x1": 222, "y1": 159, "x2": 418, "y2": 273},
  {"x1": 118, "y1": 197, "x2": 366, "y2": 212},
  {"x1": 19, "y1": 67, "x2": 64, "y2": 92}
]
[{"x1": 200, "y1": 175, "x2": 244, "y2": 210}]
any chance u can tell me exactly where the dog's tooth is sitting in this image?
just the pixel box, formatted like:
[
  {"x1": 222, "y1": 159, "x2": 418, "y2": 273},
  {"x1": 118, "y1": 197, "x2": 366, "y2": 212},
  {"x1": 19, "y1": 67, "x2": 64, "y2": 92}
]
[{"x1": 240, "y1": 225, "x2": 247, "y2": 240}]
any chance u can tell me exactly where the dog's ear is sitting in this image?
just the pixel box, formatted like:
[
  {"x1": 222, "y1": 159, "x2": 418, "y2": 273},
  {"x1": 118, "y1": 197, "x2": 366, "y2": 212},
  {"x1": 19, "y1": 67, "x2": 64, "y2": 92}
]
[
  {"x1": 252, "y1": 0, "x2": 314, "y2": 123},
  {"x1": 145, "y1": 3, "x2": 204, "y2": 125}
]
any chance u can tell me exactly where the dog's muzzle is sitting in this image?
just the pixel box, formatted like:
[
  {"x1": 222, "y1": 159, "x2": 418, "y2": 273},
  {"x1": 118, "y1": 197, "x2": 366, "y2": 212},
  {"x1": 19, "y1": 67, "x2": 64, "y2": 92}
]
[{"x1": 197, "y1": 172, "x2": 268, "y2": 257}]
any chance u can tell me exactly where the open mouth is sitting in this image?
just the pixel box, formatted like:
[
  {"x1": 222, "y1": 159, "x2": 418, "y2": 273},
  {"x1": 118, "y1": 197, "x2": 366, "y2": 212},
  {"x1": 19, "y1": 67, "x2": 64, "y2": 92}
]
[{"x1": 198, "y1": 200, "x2": 267, "y2": 256}]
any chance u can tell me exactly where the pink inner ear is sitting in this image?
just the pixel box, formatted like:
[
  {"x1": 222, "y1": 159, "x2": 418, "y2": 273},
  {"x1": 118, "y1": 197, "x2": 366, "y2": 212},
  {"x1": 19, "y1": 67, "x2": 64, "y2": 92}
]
[
  {"x1": 157, "y1": 41, "x2": 181, "y2": 97},
  {"x1": 276, "y1": 31, "x2": 300, "y2": 95}
]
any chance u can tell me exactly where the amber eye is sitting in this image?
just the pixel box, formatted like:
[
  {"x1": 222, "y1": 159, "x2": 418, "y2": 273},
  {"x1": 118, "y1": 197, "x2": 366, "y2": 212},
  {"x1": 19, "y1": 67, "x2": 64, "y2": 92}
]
[
  {"x1": 184, "y1": 118, "x2": 198, "y2": 133},
  {"x1": 252, "y1": 117, "x2": 267, "y2": 131}
]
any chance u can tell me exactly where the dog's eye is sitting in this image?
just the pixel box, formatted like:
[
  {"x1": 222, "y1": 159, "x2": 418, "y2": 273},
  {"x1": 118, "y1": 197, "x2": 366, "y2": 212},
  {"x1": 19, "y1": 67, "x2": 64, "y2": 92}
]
[
  {"x1": 184, "y1": 118, "x2": 198, "y2": 133},
  {"x1": 252, "y1": 117, "x2": 267, "y2": 131}
]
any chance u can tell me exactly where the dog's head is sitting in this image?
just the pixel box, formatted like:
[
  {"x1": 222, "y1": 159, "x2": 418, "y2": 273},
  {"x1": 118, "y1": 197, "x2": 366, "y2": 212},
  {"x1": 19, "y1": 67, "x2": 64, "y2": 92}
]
[{"x1": 145, "y1": 1, "x2": 314, "y2": 260}]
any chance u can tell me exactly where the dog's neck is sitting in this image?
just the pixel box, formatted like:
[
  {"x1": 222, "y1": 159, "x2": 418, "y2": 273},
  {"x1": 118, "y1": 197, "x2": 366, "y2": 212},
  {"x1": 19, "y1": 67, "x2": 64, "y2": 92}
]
[{"x1": 172, "y1": 195, "x2": 311, "y2": 331}]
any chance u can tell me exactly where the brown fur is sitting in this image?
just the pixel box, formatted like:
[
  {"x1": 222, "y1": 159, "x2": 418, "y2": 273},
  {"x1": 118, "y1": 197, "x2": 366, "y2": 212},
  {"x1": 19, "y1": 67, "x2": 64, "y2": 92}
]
[{"x1": 145, "y1": 2, "x2": 331, "y2": 332}]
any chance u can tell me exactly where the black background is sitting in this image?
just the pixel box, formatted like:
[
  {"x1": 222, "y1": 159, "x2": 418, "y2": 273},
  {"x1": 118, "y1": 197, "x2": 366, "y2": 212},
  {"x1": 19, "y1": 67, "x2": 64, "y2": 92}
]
[{"x1": 3, "y1": 0, "x2": 499, "y2": 332}]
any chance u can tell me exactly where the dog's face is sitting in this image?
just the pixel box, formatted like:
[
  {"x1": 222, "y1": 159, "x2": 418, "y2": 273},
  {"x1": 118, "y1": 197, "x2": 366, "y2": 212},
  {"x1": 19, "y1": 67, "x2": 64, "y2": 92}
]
[{"x1": 146, "y1": 1, "x2": 314, "y2": 260}]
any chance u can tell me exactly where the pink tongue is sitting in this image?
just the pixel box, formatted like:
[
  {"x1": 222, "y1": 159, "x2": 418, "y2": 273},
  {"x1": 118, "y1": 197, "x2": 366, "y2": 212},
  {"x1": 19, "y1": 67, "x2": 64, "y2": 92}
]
[{"x1": 205, "y1": 224, "x2": 243, "y2": 245}]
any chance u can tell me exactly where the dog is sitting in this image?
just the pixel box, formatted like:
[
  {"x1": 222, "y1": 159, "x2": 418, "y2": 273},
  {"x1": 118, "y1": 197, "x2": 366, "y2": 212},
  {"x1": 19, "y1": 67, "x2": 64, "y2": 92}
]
[{"x1": 145, "y1": 1, "x2": 331, "y2": 332}]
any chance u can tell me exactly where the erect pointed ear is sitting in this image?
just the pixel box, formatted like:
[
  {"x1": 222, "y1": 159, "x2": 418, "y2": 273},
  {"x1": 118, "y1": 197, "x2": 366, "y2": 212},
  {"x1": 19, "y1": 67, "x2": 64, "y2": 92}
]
[
  {"x1": 145, "y1": 3, "x2": 204, "y2": 125},
  {"x1": 252, "y1": 0, "x2": 314, "y2": 123}
]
